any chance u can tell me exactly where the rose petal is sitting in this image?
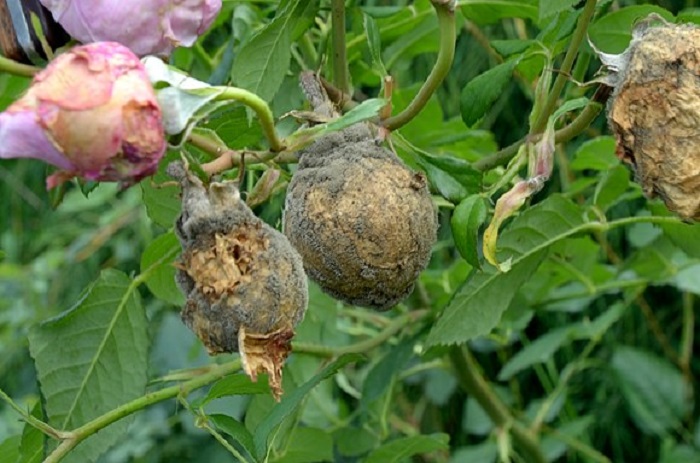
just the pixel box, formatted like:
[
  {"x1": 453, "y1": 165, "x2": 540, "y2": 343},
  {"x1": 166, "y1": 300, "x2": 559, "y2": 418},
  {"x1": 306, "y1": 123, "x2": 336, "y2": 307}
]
[{"x1": 0, "y1": 110, "x2": 74, "y2": 170}]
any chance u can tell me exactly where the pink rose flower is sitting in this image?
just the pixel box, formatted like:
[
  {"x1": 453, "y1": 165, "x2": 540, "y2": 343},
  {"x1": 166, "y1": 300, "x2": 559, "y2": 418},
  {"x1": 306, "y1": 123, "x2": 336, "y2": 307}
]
[
  {"x1": 40, "y1": 0, "x2": 222, "y2": 56},
  {"x1": 0, "y1": 42, "x2": 166, "y2": 189}
]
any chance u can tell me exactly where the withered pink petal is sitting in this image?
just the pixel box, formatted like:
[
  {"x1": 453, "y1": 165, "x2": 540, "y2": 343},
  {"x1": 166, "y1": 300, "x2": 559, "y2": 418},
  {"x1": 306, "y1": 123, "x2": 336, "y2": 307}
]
[
  {"x1": 40, "y1": 0, "x2": 222, "y2": 56},
  {"x1": 0, "y1": 110, "x2": 74, "y2": 170}
]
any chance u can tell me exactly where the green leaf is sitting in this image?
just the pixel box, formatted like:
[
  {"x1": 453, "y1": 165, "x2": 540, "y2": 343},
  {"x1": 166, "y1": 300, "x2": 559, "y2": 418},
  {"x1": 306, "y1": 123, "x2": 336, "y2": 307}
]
[
  {"x1": 362, "y1": 337, "x2": 414, "y2": 405},
  {"x1": 209, "y1": 414, "x2": 255, "y2": 460},
  {"x1": 0, "y1": 436, "x2": 20, "y2": 463},
  {"x1": 649, "y1": 203, "x2": 700, "y2": 258},
  {"x1": 140, "y1": 150, "x2": 181, "y2": 228},
  {"x1": 593, "y1": 165, "x2": 630, "y2": 211},
  {"x1": 321, "y1": 99, "x2": 387, "y2": 134},
  {"x1": 140, "y1": 232, "x2": 183, "y2": 306},
  {"x1": 589, "y1": 6, "x2": 675, "y2": 53},
  {"x1": 363, "y1": 13, "x2": 388, "y2": 76},
  {"x1": 253, "y1": 353, "x2": 362, "y2": 459},
  {"x1": 364, "y1": 434, "x2": 449, "y2": 463},
  {"x1": 490, "y1": 39, "x2": 535, "y2": 58},
  {"x1": 570, "y1": 136, "x2": 619, "y2": 171},
  {"x1": 461, "y1": 60, "x2": 518, "y2": 127},
  {"x1": 427, "y1": 195, "x2": 587, "y2": 346},
  {"x1": 612, "y1": 346, "x2": 690, "y2": 435},
  {"x1": 498, "y1": 327, "x2": 571, "y2": 380},
  {"x1": 461, "y1": 0, "x2": 538, "y2": 25},
  {"x1": 540, "y1": 416, "x2": 594, "y2": 461},
  {"x1": 451, "y1": 195, "x2": 488, "y2": 269},
  {"x1": 19, "y1": 401, "x2": 44, "y2": 463},
  {"x1": 427, "y1": 251, "x2": 545, "y2": 346},
  {"x1": 198, "y1": 106, "x2": 263, "y2": 149},
  {"x1": 539, "y1": 0, "x2": 579, "y2": 22},
  {"x1": 273, "y1": 427, "x2": 333, "y2": 463},
  {"x1": 498, "y1": 304, "x2": 625, "y2": 380},
  {"x1": 451, "y1": 442, "x2": 498, "y2": 463},
  {"x1": 198, "y1": 374, "x2": 270, "y2": 407},
  {"x1": 673, "y1": 263, "x2": 700, "y2": 296},
  {"x1": 231, "y1": 1, "x2": 303, "y2": 102},
  {"x1": 335, "y1": 427, "x2": 379, "y2": 457},
  {"x1": 28, "y1": 270, "x2": 148, "y2": 463}
]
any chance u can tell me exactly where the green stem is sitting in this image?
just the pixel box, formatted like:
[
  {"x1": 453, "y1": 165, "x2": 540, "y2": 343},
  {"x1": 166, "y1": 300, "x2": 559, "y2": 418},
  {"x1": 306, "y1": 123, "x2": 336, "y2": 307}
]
[
  {"x1": 680, "y1": 292, "x2": 695, "y2": 387},
  {"x1": 530, "y1": 0, "x2": 598, "y2": 134},
  {"x1": 0, "y1": 55, "x2": 40, "y2": 77},
  {"x1": 473, "y1": 85, "x2": 611, "y2": 171},
  {"x1": 213, "y1": 87, "x2": 284, "y2": 152},
  {"x1": 43, "y1": 360, "x2": 242, "y2": 463},
  {"x1": 331, "y1": 0, "x2": 349, "y2": 93},
  {"x1": 450, "y1": 347, "x2": 547, "y2": 463},
  {"x1": 293, "y1": 311, "x2": 427, "y2": 358},
  {"x1": 383, "y1": 1, "x2": 456, "y2": 131}
]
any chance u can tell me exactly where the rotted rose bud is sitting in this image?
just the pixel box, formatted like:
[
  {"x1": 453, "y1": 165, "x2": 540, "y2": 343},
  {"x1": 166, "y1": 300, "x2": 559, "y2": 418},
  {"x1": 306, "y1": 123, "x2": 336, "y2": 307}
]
[
  {"x1": 0, "y1": 42, "x2": 166, "y2": 189},
  {"x1": 40, "y1": 0, "x2": 222, "y2": 56},
  {"x1": 168, "y1": 161, "x2": 308, "y2": 400},
  {"x1": 601, "y1": 16, "x2": 700, "y2": 220}
]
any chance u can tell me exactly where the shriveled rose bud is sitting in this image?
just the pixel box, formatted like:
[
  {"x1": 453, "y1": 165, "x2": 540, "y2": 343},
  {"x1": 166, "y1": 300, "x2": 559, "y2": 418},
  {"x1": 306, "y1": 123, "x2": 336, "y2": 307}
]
[
  {"x1": 601, "y1": 16, "x2": 700, "y2": 220},
  {"x1": 0, "y1": 42, "x2": 166, "y2": 189},
  {"x1": 40, "y1": 0, "x2": 222, "y2": 56}
]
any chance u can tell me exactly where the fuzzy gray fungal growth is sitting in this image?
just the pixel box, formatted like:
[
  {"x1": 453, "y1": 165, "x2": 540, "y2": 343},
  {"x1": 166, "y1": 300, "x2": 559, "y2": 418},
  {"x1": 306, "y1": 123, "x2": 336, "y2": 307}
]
[
  {"x1": 168, "y1": 161, "x2": 307, "y2": 400},
  {"x1": 606, "y1": 18, "x2": 700, "y2": 220},
  {"x1": 284, "y1": 72, "x2": 437, "y2": 310}
]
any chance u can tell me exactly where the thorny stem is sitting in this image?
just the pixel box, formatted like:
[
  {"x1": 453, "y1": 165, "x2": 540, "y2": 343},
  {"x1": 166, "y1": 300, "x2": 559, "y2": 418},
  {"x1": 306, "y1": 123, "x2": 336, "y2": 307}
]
[
  {"x1": 450, "y1": 347, "x2": 548, "y2": 463},
  {"x1": 530, "y1": 0, "x2": 598, "y2": 134},
  {"x1": 473, "y1": 85, "x2": 611, "y2": 171},
  {"x1": 382, "y1": 0, "x2": 456, "y2": 131},
  {"x1": 331, "y1": 0, "x2": 349, "y2": 94},
  {"x1": 43, "y1": 360, "x2": 243, "y2": 463},
  {"x1": 213, "y1": 87, "x2": 284, "y2": 152},
  {"x1": 293, "y1": 311, "x2": 428, "y2": 358},
  {"x1": 0, "y1": 55, "x2": 40, "y2": 77}
]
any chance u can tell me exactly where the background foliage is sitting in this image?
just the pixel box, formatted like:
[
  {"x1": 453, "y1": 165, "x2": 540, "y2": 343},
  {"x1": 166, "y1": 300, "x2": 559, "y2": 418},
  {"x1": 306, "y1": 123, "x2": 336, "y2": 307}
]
[{"x1": 2, "y1": 0, "x2": 700, "y2": 462}]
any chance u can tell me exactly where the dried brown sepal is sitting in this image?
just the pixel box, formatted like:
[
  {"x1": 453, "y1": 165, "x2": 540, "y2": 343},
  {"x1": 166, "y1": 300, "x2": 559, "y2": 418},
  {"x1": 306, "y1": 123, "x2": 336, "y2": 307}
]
[
  {"x1": 607, "y1": 19, "x2": 700, "y2": 220},
  {"x1": 239, "y1": 326, "x2": 294, "y2": 401},
  {"x1": 168, "y1": 160, "x2": 308, "y2": 398}
]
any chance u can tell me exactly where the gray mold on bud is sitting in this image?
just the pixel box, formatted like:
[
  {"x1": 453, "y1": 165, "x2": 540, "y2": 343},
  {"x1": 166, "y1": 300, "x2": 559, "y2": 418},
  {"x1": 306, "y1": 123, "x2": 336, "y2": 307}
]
[
  {"x1": 168, "y1": 161, "x2": 307, "y2": 399},
  {"x1": 284, "y1": 119, "x2": 437, "y2": 310},
  {"x1": 602, "y1": 16, "x2": 700, "y2": 220}
]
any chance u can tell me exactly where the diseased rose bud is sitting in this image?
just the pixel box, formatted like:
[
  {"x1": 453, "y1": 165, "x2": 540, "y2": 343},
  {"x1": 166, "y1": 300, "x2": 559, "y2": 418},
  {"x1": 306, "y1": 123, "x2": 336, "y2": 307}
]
[
  {"x1": 40, "y1": 0, "x2": 222, "y2": 56},
  {"x1": 168, "y1": 161, "x2": 308, "y2": 400},
  {"x1": 284, "y1": 73, "x2": 437, "y2": 310},
  {"x1": 602, "y1": 17, "x2": 700, "y2": 220},
  {"x1": 0, "y1": 42, "x2": 166, "y2": 189}
]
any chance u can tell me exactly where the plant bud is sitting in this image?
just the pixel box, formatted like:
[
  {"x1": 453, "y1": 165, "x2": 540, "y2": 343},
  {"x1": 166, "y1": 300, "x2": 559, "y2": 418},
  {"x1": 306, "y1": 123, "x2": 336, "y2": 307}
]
[
  {"x1": 40, "y1": 0, "x2": 222, "y2": 56},
  {"x1": 0, "y1": 42, "x2": 166, "y2": 189},
  {"x1": 168, "y1": 161, "x2": 308, "y2": 400},
  {"x1": 284, "y1": 75, "x2": 437, "y2": 310},
  {"x1": 604, "y1": 17, "x2": 700, "y2": 220}
]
